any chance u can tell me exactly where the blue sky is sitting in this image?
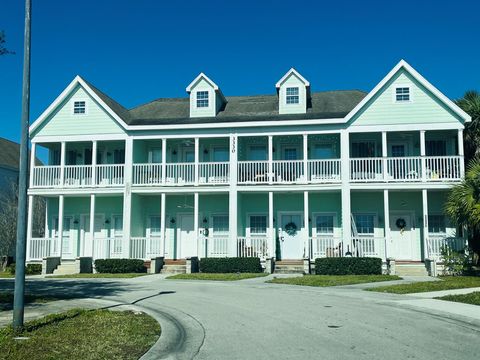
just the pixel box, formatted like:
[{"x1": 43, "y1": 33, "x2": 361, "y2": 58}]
[{"x1": 1, "y1": 0, "x2": 479, "y2": 144}]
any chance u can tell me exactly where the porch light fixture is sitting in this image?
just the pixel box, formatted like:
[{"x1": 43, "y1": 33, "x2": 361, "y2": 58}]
[
  {"x1": 107, "y1": 152, "x2": 112, "y2": 157},
  {"x1": 203, "y1": 148, "x2": 209, "y2": 155},
  {"x1": 203, "y1": 217, "x2": 208, "y2": 224},
  {"x1": 104, "y1": 219, "x2": 110, "y2": 224},
  {"x1": 170, "y1": 218, "x2": 176, "y2": 224},
  {"x1": 172, "y1": 150, "x2": 177, "y2": 155},
  {"x1": 73, "y1": 219, "x2": 79, "y2": 225}
]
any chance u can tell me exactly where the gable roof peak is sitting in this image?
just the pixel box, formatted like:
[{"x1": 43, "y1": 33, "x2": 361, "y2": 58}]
[
  {"x1": 186, "y1": 72, "x2": 219, "y2": 92},
  {"x1": 275, "y1": 67, "x2": 310, "y2": 88}
]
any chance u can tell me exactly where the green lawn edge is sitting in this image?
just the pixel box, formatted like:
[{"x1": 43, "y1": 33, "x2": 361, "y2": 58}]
[
  {"x1": 48, "y1": 273, "x2": 149, "y2": 279},
  {"x1": 167, "y1": 273, "x2": 268, "y2": 281},
  {"x1": 367, "y1": 276, "x2": 480, "y2": 294},
  {"x1": 435, "y1": 291, "x2": 480, "y2": 306},
  {"x1": 267, "y1": 274, "x2": 401, "y2": 287}
]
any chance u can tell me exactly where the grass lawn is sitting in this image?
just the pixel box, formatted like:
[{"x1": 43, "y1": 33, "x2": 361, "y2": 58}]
[
  {"x1": 436, "y1": 292, "x2": 480, "y2": 306},
  {"x1": 167, "y1": 273, "x2": 269, "y2": 281},
  {"x1": 49, "y1": 273, "x2": 149, "y2": 279},
  {"x1": 0, "y1": 309, "x2": 160, "y2": 360},
  {"x1": 0, "y1": 272, "x2": 13, "y2": 279},
  {"x1": 267, "y1": 274, "x2": 400, "y2": 287},
  {"x1": 0, "y1": 292, "x2": 60, "y2": 311},
  {"x1": 368, "y1": 276, "x2": 480, "y2": 294}
]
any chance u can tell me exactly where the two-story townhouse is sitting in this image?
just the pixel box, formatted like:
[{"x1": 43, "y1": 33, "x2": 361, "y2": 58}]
[{"x1": 26, "y1": 60, "x2": 470, "y2": 273}]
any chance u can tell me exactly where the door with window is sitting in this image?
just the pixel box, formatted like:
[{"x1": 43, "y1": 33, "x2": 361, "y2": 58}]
[
  {"x1": 313, "y1": 214, "x2": 337, "y2": 257},
  {"x1": 178, "y1": 214, "x2": 196, "y2": 258},
  {"x1": 111, "y1": 216, "x2": 123, "y2": 257},
  {"x1": 149, "y1": 215, "x2": 162, "y2": 256},
  {"x1": 53, "y1": 216, "x2": 73, "y2": 259},
  {"x1": 279, "y1": 213, "x2": 303, "y2": 259},
  {"x1": 352, "y1": 214, "x2": 376, "y2": 257},
  {"x1": 388, "y1": 142, "x2": 415, "y2": 180},
  {"x1": 209, "y1": 215, "x2": 229, "y2": 257},
  {"x1": 80, "y1": 214, "x2": 104, "y2": 258}
]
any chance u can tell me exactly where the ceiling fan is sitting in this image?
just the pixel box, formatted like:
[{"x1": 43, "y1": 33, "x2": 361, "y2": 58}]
[{"x1": 177, "y1": 194, "x2": 194, "y2": 209}]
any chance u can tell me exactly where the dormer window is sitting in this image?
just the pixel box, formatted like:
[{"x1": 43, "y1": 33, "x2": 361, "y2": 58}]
[
  {"x1": 286, "y1": 87, "x2": 299, "y2": 104},
  {"x1": 196, "y1": 91, "x2": 209, "y2": 108},
  {"x1": 395, "y1": 87, "x2": 410, "y2": 102},
  {"x1": 73, "y1": 101, "x2": 86, "y2": 114}
]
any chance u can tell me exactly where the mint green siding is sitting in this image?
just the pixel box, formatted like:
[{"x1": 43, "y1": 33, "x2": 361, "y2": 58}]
[
  {"x1": 350, "y1": 69, "x2": 463, "y2": 127},
  {"x1": 33, "y1": 85, "x2": 124, "y2": 137}
]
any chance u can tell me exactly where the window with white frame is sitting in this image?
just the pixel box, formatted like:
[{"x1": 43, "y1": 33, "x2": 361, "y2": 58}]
[
  {"x1": 249, "y1": 215, "x2": 267, "y2": 235},
  {"x1": 286, "y1": 87, "x2": 299, "y2": 104},
  {"x1": 315, "y1": 215, "x2": 334, "y2": 235},
  {"x1": 395, "y1": 87, "x2": 410, "y2": 102},
  {"x1": 212, "y1": 215, "x2": 229, "y2": 235},
  {"x1": 149, "y1": 216, "x2": 161, "y2": 236},
  {"x1": 428, "y1": 215, "x2": 446, "y2": 234},
  {"x1": 196, "y1": 91, "x2": 209, "y2": 108},
  {"x1": 353, "y1": 214, "x2": 375, "y2": 235},
  {"x1": 73, "y1": 101, "x2": 86, "y2": 114}
]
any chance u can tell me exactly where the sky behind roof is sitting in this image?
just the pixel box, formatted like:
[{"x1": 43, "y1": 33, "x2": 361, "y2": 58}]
[{"x1": 1, "y1": 0, "x2": 479, "y2": 144}]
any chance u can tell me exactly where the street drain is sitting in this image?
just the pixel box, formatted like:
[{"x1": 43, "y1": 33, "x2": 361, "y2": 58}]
[{"x1": 327, "y1": 325, "x2": 342, "y2": 328}]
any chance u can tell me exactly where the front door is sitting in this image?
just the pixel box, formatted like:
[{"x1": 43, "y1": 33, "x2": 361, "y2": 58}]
[
  {"x1": 53, "y1": 216, "x2": 73, "y2": 259},
  {"x1": 279, "y1": 213, "x2": 303, "y2": 259},
  {"x1": 390, "y1": 213, "x2": 413, "y2": 260},
  {"x1": 80, "y1": 214, "x2": 104, "y2": 257},
  {"x1": 178, "y1": 214, "x2": 196, "y2": 258}
]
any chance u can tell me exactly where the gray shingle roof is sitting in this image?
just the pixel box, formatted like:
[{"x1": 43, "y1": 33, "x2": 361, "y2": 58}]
[{"x1": 0, "y1": 137, "x2": 42, "y2": 170}]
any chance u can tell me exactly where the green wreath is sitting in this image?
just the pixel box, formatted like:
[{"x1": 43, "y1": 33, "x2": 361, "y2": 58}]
[
  {"x1": 395, "y1": 218, "x2": 406, "y2": 230},
  {"x1": 284, "y1": 222, "x2": 298, "y2": 236}
]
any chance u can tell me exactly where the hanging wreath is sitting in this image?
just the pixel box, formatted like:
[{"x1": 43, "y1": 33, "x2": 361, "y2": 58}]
[
  {"x1": 396, "y1": 218, "x2": 406, "y2": 234},
  {"x1": 284, "y1": 222, "x2": 298, "y2": 236}
]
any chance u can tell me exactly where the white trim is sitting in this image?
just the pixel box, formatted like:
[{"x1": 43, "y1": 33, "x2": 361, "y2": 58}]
[
  {"x1": 72, "y1": 99, "x2": 88, "y2": 116},
  {"x1": 312, "y1": 212, "x2": 338, "y2": 236},
  {"x1": 246, "y1": 212, "x2": 268, "y2": 237},
  {"x1": 344, "y1": 60, "x2": 471, "y2": 123},
  {"x1": 347, "y1": 122, "x2": 463, "y2": 132},
  {"x1": 186, "y1": 72, "x2": 219, "y2": 92},
  {"x1": 275, "y1": 68, "x2": 310, "y2": 88}
]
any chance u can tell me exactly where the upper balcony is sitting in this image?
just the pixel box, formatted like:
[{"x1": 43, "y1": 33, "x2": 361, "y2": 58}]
[{"x1": 29, "y1": 130, "x2": 465, "y2": 190}]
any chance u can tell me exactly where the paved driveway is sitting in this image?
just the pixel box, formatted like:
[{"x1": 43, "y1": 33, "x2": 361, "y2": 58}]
[{"x1": 1, "y1": 275, "x2": 479, "y2": 359}]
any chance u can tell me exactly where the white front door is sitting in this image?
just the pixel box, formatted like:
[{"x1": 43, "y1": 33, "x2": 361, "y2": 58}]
[
  {"x1": 53, "y1": 216, "x2": 73, "y2": 259},
  {"x1": 279, "y1": 213, "x2": 303, "y2": 259},
  {"x1": 80, "y1": 214, "x2": 104, "y2": 257},
  {"x1": 390, "y1": 213, "x2": 413, "y2": 260},
  {"x1": 178, "y1": 214, "x2": 196, "y2": 258}
]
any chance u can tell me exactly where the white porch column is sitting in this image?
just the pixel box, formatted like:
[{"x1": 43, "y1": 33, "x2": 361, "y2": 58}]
[
  {"x1": 303, "y1": 191, "x2": 309, "y2": 259},
  {"x1": 303, "y1": 134, "x2": 308, "y2": 183},
  {"x1": 58, "y1": 195, "x2": 64, "y2": 258},
  {"x1": 88, "y1": 194, "x2": 95, "y2": 257},
  {"x1": 229, "y1": 134, "x2": 238, "y2": 256},
  {"x1": 382, "y1": 131, "x2": 387, "y2": 181},
  {"x1": 458, "y1": 129, "x2": 465, "y2": 177},
  {"x1": 268, "y1": 191, "x2": 274, "y2": 259},
  {"x1": 29, "y1": 142, "x2": 36, "y2": 188},
  {"x1": 268, "y1": 135, "x2": 273, "y2": 184},
  {"x1": 194, "y1": 137, "x2": 199, "y2": 186},
  {"x1": 60, "y1": 142, "x2": 66, "y2": 186},
  {"x1": 422, "y1": 189, "x2": 429, "y2": 260},
  {"x1": 194, "y1": 192, "x2": 199, "y2": 256},
  {"x1": 26, "y1": 195, "x2": 33, "y2": 261},
  {"x1": 340, "y1": 130, "x2": 351, "y2": 255},
  {"x1": 383, "y1": 190, "x2": 390, "y2": 260},
  {"x1": 161, "y1": 138, "x2": 167, "y2": 185},
  {"x1": 420, "y1": 130, "x2": 426, "y2": 182},
  {"x1": 160, "y1": 193, "x2": 166, "y2": 257},
  {"x1": 122, "y1": 137, "x2": 133, "y2": 258},
  {"x1": 91, "y1": 140, "x2": 97, "y2": 186}
]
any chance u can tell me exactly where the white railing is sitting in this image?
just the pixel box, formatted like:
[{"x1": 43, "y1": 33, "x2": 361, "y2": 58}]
[
  {"x1": 238, "y1": 161, "x2": 269, "y2": 184},
  {"x1": 237, "y1": 236, "x2": 269, "y2": 258},
  {"x1": 352, "y1": 236, "x2": 386, "y2": 259},
  {"x1": 204, "y1": 235, "x2": 229, "y2": 257},
  {"x1": 130, "y1": 236, "x2": 162, "y2": 259},
  {"x1": 32, "y1": 166, "x2": 61, "y2": 188},
  {"x1": 426, "y1": 235, "x2": 465, "y2": 260},
  {"x1": 350, "y1": 158, "x2": 383, "y2": 182},
  {"x1": 92, "y1": 237, "x2": 123, "y2": 260},
  {"x1": 165, "y1": 163, "x2": 195, "y2": 185},
  {"x1": 425, "y1": 156, "x2": 462, "y2": 181},
  {"x1": 199, "y1": 162, "x2": 229, "y2": 185},
  {"x1": 96, "y1": 164, "x2": 125, "y2": 186},
  {"x1": 386, "y1": 157, "x2": 422, "y2": 181},
  {"x1": 133, "y1": 163, "x2": 162, "y2": 185},
  {"x1": 272, "y1": 160, "x2": 304, "y2": 183},
  {"x1": 29, "y1": 237, "x2": 52, "y2": 260},
  {"x1": 310, "y1": 236, "x2": 343, "y2": 259},
  {"x1": 308, "y1": 159, "x2": 341, "y2": 183},
  {"x1": 64, "y1": 165, "x2": 92, "y2": 187}
]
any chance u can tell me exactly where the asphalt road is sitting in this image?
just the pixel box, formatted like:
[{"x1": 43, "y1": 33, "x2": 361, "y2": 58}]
[{"x1": 1, "y1": 275, "x2": 479, "y2": 359}]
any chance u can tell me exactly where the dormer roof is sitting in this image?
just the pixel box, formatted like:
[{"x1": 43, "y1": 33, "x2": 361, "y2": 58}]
[
  {"x1": 186, "y1": 72, "x2": 226, "y2": 102},
  {"x1": 275, "y1": 68, "x2": 310, "y2": 88}
]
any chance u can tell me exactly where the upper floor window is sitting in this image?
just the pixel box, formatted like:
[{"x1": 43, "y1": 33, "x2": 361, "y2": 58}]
[
  {"x1": 73, "y1": 101, "x2": 86, "y2": 114},
  {"x1": 395, "y1": 87, "x2": 410, "y2": 102},
  {"x1": 351, "y1": 141, "x2": 376, "y2": 158},
  {"x1": 196, "y1": 91, "x2": 209, "y2": 108},
  {"x1": 286, "y1": 87, "x2": 299, "y2": 104}
]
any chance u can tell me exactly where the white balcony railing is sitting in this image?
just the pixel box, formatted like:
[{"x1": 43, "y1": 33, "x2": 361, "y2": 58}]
[
  {"x1": 425, "y1": 156, "x2": 462, "y2": 181},
  {"x1": 308, "y1": 159, "x2": 341, "y2": 183},
  {"x1": 350, "y1": 158, "x2": 383, "y2": 182},
  {"x1": 272, "y1": 160, "x2": 304, "y2": 183},
  {"x1": 199, "y1": 162, "x2": 229, "y2": 185},
  {"x1": 426, "y1": 235, "x2": 465, "y2": 260},
  {"x1": 201, "y1": 235, "x2": 229, "y2": 257},
  {"x1": 238, "y1": 161, "x2": 269, "y2": 184},
  {"x1": 64, "y1": 165, "x2": 92, "y2": 187},
  {"x1": 133, "y1": 163, "x2": 163, "y2": 185},
  {"x1": 165, "y1": 163, "x2": 195, "y2": 185},
  {"x1": 310, "y1": 236, "x2": 343, "y2": 259},
  {"x1": 32, "y1": 166, "x2": 61, "y2": 187},
  {"x1": 29, "y1": 237, "x2": 52, "y2": 260},
  {"x1": 237, "y1": 236, "x2": 269, "y2": 258},
  {"x1": 386, "y1": 157, "x2": 422, "y2": 181},
  {"x1": 352, "y1": 236, "x2": 386, "y2": 259},
  {"x1": 96, "y1": 164, "x2": 125, "y2": 186}
]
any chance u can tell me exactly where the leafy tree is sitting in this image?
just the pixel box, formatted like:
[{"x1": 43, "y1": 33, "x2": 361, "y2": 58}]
[
  {"x1": 456, "y1": 90, "x2": 480, "y2": 163},
  {"x1": 0, "y1": 30, "x2": 14, "y2": 55}
]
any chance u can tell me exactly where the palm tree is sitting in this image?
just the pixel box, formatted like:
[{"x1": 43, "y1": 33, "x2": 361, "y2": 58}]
[
  {"x1": 444, "y1": 158, "x2": 480, "y2": 255},
  {"x1": 456, "y1": 90, "x2": 480, "y2": 163}
]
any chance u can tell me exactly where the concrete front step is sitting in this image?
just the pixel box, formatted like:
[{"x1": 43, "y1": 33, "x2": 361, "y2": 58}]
[
  {"x1": 52, "y1": 261, "x2": 77, "y2": 276},
  {"x1": 274, "y1": 266, "x2": 305, "y2": 274},
  {"x1": 161, "y1": 264, "x2": 187, "y2": 274},
  {"x1": 396, "y1": 265, "x2": 428, "y2": 277}
]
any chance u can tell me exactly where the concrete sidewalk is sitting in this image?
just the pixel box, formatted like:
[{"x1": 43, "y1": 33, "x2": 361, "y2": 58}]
[{"x1": 407, "y1": 286, "x2": 480, "y2": 298}]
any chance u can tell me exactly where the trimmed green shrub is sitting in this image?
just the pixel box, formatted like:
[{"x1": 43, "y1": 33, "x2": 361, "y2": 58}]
[
  {"x1": 199, "y1": 257, "x2": 263, "y2": 273},
  {"x1": 315, "y1": 257, "x2": 382, "y2": 275},
  {"x1": 94, "y1": 259, "x2": 146, "y2": 274},
  {"x1": 7, "y1": 263, "x2": 42, "y2": 275}
]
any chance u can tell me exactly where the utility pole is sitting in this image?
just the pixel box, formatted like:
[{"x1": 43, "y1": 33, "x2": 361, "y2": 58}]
[{"x1": 13, "y1": 0, "x2": 32, "y2": 331}]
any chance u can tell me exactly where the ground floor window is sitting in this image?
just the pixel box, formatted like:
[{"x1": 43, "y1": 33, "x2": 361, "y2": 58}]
[
  {"x1": 315, "y1": 215, "x2": 334, "y2": 235},
  {"x1": 353, "y1": 214, "x2": 375, "y2": 235},
  {"x1": 149, "y1": 216, "x2": 161, "y2": 236},
  {"x1": 249, "y1": 215, "x2": 267, "y2": 235},
  {"x1": 212, "y1": 215, "x2": 229, "y2": 235},
  {"x1": 428, "y1": 214, "x2": 446, "y2": 234}
]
